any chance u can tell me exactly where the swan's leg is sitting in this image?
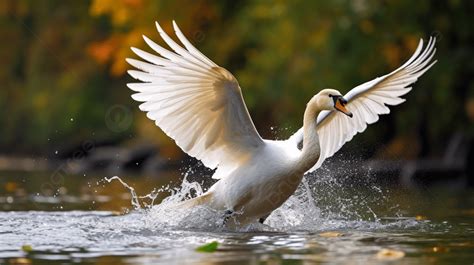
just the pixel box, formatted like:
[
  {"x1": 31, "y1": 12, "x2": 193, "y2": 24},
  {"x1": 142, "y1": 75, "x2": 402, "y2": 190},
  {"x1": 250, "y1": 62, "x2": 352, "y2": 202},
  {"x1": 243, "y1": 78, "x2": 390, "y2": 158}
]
[{"x1": 258, "y1": 213, "x2": 270, "y2": 224}]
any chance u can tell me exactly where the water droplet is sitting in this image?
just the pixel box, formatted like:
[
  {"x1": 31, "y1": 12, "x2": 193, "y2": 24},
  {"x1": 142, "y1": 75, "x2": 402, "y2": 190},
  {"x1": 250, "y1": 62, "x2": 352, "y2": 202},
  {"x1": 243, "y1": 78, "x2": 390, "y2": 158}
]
[
  {"x1": 54, "y1": 150, "x2": 58, "y2": 155},
  {"x1": 70, "y1": 118, "x2": 74, "y2": 122}
]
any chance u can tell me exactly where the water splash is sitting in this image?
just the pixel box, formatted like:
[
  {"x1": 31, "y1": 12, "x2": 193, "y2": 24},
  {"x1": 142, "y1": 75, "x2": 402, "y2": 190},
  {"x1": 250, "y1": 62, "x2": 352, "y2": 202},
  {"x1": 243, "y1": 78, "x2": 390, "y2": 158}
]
[
  {"x1": 105, "y1": 176, "x2": 141, "y2": 210},
  {"x1": 105, "y1": 173, "x2": 230, "y2": 231},
  {"x1": 105, "y1": 159, "x2": 425, "y2": 232}
]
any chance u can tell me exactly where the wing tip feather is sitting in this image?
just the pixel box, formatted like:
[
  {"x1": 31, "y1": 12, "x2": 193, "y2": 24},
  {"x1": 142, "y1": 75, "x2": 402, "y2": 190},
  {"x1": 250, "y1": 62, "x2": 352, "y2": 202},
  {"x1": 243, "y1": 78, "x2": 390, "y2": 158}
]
[
  {"x1": 125, "y1": 58, "x2": 136, "y2": 68},
  {"x1": 142, "y1": 34, "x2": 151, "y2": 43},
  {"x1": 155, "y1": 21, "x2": 165, "y2": 35},
  {"x1": 127, "y1": 83, "x2": 141, "y2": 92}
]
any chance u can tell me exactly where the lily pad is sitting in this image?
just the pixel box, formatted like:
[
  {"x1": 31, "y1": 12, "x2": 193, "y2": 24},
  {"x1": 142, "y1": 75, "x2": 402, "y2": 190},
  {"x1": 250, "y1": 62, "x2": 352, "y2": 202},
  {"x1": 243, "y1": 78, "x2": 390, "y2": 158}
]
[
  {"x1": 196, "y1": 241, "x2": 219, "y2": 253},
  {"x1": 21, "y1": 245, "x2": 33, "y2": 252}
]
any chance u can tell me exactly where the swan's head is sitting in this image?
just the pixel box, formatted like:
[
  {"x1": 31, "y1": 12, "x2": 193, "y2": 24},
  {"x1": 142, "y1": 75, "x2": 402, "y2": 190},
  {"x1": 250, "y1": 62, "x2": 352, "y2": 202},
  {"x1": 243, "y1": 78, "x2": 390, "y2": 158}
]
[{"x1": 312, "y1": 88, "x2": 353, "y2": 117}]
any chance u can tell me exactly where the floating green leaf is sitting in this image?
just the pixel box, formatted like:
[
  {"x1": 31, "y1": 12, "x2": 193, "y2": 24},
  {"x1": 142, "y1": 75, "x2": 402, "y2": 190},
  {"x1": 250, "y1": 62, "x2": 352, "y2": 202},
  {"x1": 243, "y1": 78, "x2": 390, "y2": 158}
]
[
  {"x1": 21, "y1": 245, "x2": 33, "y2": 252},
  {"x1": 195, "y1": 241, "x2": 219, "y2": 253}
]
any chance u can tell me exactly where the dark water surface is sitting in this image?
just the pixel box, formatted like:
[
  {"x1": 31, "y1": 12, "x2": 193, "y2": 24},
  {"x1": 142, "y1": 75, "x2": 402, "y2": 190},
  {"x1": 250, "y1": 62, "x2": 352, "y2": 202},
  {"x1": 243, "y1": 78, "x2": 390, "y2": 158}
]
[{"x1": 0, "y1": 171, "x2": 473, "y2": 264}]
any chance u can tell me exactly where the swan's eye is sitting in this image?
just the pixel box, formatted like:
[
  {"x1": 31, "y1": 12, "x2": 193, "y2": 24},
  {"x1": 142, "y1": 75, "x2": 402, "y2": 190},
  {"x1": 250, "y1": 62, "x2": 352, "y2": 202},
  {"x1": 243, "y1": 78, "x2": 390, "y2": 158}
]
[{"x1": 328, "y1": 94, "x2": 334, "y2": 98}]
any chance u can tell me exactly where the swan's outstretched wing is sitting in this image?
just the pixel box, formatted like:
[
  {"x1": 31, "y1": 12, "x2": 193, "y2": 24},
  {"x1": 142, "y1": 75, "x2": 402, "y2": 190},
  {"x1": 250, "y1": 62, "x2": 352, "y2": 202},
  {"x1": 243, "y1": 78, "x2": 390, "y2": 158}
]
[
  {"x1": 127, "y1": 21, "x2": 264, "y2": 177},
  {"x1": 290, "y1": 37, "x2": 437, "y2": 172}
]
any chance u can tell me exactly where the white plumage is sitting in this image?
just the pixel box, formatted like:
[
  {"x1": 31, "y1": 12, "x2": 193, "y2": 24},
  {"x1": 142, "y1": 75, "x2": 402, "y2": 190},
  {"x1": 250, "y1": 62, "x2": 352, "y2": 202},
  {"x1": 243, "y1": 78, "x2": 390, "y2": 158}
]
[
  {"x1": 127, "y1": 21, "x2": 436, "y2": 225},
  {"x1": 290, "y1": 37, "x2": 437, "y2": 171}
]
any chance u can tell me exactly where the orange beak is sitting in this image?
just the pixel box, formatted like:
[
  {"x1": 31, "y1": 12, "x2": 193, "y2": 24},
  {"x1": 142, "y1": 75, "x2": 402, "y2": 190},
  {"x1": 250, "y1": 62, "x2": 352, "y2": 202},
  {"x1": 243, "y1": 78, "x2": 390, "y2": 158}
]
[{"x1": 335, "y1": 98, "x2": 353, "y2": 118}]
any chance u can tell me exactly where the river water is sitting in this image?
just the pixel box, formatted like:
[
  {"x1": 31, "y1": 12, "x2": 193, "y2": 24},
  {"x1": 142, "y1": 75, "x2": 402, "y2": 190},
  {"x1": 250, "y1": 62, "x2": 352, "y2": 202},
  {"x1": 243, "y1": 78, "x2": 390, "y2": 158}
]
[{"x1": 0, "y1": 170, "x2": 473, "y2": 264}]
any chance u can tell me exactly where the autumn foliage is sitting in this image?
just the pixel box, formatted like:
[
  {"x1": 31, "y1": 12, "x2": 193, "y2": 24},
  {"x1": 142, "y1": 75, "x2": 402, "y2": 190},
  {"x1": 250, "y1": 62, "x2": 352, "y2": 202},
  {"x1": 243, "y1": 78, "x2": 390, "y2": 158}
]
[{"x1": 0, "y1": 0, "x2": 472, "y2": 160}]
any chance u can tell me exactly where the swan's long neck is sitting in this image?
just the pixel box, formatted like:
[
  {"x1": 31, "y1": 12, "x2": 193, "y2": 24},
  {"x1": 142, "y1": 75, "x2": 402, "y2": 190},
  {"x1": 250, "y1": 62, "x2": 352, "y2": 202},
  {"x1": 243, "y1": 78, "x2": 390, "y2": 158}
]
[{"x1": 296, "y1": 102, "x2": 322, "y2": 172}]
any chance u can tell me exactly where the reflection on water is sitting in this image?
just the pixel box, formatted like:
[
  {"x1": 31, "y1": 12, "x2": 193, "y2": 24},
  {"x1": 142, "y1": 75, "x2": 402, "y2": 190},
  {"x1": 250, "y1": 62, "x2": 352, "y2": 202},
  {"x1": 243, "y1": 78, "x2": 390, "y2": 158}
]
[{"x1": 0, "y1": 170, "x2": 474, "y2": 264}]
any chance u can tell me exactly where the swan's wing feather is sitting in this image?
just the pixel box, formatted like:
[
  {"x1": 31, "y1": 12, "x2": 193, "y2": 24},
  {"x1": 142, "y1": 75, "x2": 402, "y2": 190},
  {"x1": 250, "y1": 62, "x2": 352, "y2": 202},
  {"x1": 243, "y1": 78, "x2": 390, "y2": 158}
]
[
  {"x1": 128, "y1": 21, "x2": 264, "y2": 177},
  {"x1": 290, "y1": 37, "x2": 436, "y2": 173}
]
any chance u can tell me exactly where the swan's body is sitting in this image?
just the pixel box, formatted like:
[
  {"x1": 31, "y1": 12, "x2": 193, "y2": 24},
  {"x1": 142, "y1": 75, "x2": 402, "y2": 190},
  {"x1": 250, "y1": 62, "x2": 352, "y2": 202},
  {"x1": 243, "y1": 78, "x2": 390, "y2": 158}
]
[
  {"x1": 200, "y1": 100, "x2": 323, "y2": 224},
  {"x1": 127, "y1": 21, "x2": 437, "y2": 225}
]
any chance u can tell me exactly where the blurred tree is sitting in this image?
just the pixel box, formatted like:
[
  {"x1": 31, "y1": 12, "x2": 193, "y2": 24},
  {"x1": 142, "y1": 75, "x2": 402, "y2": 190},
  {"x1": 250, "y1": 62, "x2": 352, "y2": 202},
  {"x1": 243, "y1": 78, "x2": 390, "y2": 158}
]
[{"x1": 0, "y1": 0, "x2": 472, "y2": 161}]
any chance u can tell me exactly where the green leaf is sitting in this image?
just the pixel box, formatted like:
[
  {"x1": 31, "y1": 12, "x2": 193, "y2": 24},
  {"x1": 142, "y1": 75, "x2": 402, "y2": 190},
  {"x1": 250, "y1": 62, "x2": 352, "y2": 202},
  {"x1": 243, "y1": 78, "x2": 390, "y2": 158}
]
[
  {"x1": 22, "y1": 245, "x2": 33, "y2": 252},
  {"x1": 195, "y1": 241, "x2": 219, "y2": 253}
]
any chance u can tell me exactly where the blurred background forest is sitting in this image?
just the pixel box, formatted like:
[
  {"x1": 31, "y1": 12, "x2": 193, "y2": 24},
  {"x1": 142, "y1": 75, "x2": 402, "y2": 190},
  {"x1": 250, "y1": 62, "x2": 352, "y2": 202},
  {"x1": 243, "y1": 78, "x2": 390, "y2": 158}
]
[{"x1": 0, "y1": 0, "x2": 473, "y2": 167}]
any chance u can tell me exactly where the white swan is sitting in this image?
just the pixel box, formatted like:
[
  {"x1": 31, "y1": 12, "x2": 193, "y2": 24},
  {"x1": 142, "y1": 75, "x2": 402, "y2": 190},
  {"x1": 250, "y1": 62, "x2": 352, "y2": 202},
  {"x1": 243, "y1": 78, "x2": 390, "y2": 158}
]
[{"x1": 127, "y1": 21, "x2": 437, "y2": 225}]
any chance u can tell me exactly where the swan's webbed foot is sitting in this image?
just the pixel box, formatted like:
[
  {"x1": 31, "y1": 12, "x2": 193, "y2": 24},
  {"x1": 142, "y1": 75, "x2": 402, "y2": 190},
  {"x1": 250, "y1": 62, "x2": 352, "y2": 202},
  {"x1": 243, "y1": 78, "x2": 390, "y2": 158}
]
[{"x1": 222, "y1": 209, "x2": 234, "y2": 226}]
